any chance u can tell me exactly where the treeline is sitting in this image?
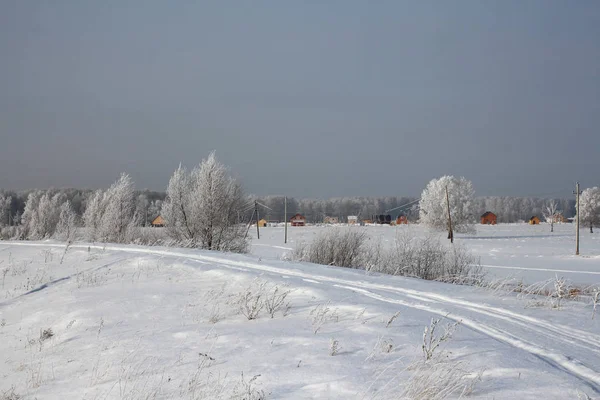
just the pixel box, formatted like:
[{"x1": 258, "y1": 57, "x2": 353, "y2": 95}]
[
  {"x1": 0, "y1": 188, "x2": 165, "y2": 227},
  {"x1": 0, "y1": 190, "x2": 575, "y2": 227}
]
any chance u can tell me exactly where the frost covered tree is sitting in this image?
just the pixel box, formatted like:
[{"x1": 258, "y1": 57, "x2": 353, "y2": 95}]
[
  {"x1": 82, "y1": 190, "x2": 106, "y2": 241},
  {"x1": 21, "y1": 191, "x2": 65, "y2": 239},
  {"x1": 0, "y1": 194, "x2": 11, "y2": 227},
  {"x1": 82, "y1": 174, "x2": 138, "y2": 243},
  {"x1": 55, "y1": 201, "x2": 77, "y2": 241},
  {"x1": 162, "y1": 152, "x2": 248, "y2": 252},
  {"x1": 419, "y1": 176, "x2": 476, "y2": 236},
  {"x1": 578, "y1": 187, "x2": 600, "y2": 233},
  {"x1": 542, "y1": 200, "x2": 561, "y2": 233},
  {"x1": 100, "y1": 173, "x2": 138, "y2": 243}
]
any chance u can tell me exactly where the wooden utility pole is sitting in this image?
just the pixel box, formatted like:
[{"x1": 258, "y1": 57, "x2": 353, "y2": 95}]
[
  {"x1": 574, "y1": 182, "x2": 582, "y2": 255},
  {"x1": 445, "y1": 186, "x2": 453, "y2": 243},
  {"x1": 284, "y1": 196, "x2": 288, "y2": 244},
  {"x1": 255, "y1": 201, "x2": 260, "y2": 240}
]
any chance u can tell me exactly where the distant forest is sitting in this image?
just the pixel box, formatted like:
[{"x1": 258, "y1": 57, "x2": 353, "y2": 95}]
[{"x1": 0, "y1": 189, "x2": 576, "y2": 225}]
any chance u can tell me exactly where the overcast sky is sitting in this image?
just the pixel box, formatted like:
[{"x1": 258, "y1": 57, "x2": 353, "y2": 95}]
[{"x1": 1, "y1": 1, "x2": 599, "y2": 198}]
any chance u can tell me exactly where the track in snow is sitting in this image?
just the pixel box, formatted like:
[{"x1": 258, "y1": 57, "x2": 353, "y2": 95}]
[{"x1": 4, "y1": 242, "x2": 600, "y2": 392}]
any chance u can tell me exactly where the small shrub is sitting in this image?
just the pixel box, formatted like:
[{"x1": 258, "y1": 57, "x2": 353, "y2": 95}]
[
  {"x1": 309, "y1": 301, "x2": 337, "y2": 334},
  {"x1": 386, "y1": 311, "x2": 401, "y2": 328},
  {"x1": 293, "y1": 229, "x2": 368, "y2": 268},
  {"x1": 263, "y1": 284, "x2": 292, "y2": 318},
  {"x1": 402, "y1": 359, "x2": 482, "y2": 400},
  {"x1": 39, "y1": 328, "x2": 53, "y2": 342},
  {"x1": 232, "y1": 373, "x2": 267, "y2": 400},
  {"x1": 238, "y1": 280, "x2": 267, "y2": 320},
  {"x1": 0, "y1": 385, "x2": 20, "y2": 400},
  {"x1": 329, "y1": 338, "x2": 340, "y2": 356},
  {"x1": 422, "y1": 318, "x2": 460, "y2": 362}
]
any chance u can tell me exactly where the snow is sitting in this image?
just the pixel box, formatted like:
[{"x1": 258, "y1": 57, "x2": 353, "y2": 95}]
[
  {"x1": 1, "y1": 225, "x2": 599, "y2": 398},
  {"x1": 249, "y1": 223, "x2": 600, "y2": 286}
]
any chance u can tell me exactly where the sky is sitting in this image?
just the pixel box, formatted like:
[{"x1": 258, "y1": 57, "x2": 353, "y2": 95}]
[{"x1": 1, "y1": 1, "x2": 599, "y2": 198}]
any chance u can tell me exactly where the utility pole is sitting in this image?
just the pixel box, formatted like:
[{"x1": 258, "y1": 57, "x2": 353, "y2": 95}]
[
  {"x1": 255, "y1": 201, "x2": 260, "y2": 240},
  {"x1": 284, "y1": 196, "x2": 288, "y2": 244},
  {"x1": 445, "y1": 186, "x2": 453, "y2": 243},
  {"x1": 574, "y1": 182, "x2": 582, "y2": 255}
]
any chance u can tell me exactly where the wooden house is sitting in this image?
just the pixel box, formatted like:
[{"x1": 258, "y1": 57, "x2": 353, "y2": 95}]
[
  {"x1": 396, "y1": 215, "x2": 408, "y2": 225},
  {"x1": 347, "y1": 216, "x2": 358, "y2": 225},
  {"x1": 480, "y1": 212, "x2": 497, "y2": 225},
  {"x1": 258, "y1": 219, "x2": 268, "y2": 227},
  {"x1": 290, "y1": 214, "x2": 306, "y2": 227},
  {"x1": 529, "y1": 216, "x2": 540, "y2": 225},
  {"x1": 324, "y1": 216, "x2": 339, "y2": 224},
  {"x1": 552, "y1": 213, "x2": 568, "y2": 223},
  {"x1": 151, "y1": 215, "x2": 165, "y2": 227}
]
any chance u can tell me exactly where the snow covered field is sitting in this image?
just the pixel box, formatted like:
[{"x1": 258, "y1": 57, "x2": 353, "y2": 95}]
[
  {"x1": 1, "y1": 238, "x2": 599, "y2": 399},
  {"x1": 249, "y1": 223, "x2": 600, "y2": 286}
]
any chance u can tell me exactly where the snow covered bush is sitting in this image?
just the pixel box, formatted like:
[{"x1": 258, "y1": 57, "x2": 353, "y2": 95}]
[
  {"x1": 161, "y1": 152, "x2": 249, "y2": 252},
  {"x1": 293, "y1": 229, "x2": 368, "y2": 268},
  {"x1": 577, "y1": 187, "x2": 600, "y2": 233},
  {"x1": 377, "y1": 231, "x2": 483, "y2": 283},
  {"x1": 419, "y1": 176, "x2": 476, "y2": 235}
]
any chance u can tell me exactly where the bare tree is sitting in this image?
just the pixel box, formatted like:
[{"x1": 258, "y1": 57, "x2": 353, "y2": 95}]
[{"x1": 542, "y1": 200, "x2": 561, "y2": 233}]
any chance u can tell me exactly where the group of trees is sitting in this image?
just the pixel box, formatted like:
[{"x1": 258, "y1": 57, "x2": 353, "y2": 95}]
[
  {"x1": 1, "y1": 157, "x2": 599, "y2": 253},
  {"x1": 19, "y1": 191, "x2": 77, "y2": 240},
  {"x1": 83, "y1": 174, "x2": 139, "y2": 243}
]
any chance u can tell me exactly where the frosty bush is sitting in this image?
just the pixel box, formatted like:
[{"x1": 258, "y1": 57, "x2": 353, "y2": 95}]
[
  {"x1": 419, "y1": 175, "x2": 476, "y2": 235},
  {"x1": 378, "y1": 232, "x2": 483, "y2": 283},
  {"x1": 293, "y1": 229, "x2": 368, "y2": 268},
  {"x1": 161, "y1": 152, "x2": 249, "y2": 252}
]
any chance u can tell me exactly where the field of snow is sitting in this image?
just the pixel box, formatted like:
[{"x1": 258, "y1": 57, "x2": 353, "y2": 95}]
[
  {"x1": 1, "y1": 238, "x2": 599, "y2": 399},
  {"x1": 249, "y1": 223, "x2": 600, "y2": 286}
]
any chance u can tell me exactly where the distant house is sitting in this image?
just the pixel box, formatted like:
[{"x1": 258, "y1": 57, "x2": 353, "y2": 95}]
[
  {"x1": 396, "y1": 215, "x2": 408, "y2": 225},
  {"x1": 151, "y1": 215, "x2": 165, "y2": 227},
  {"x1": 258, "y1": 219, "x2": 268, "y2": 227},
  {"x1": 347, "y1": 216, "x2": 358, "y2": 225},
  {"x1": 362, "y1": 219, "x2": 373, "y2": 224},
  {"x1": 529, "y1": 216, "x2": 540, "y2": 225},
  {"x1": 374, "y1": 214, "x2": 392, "y2": 225},
  {"x1": 552, "y1": 213, "x2": 568, "y2": 224},
  {"x1": 324, "y1": 216, "x2": 339, "y2": 224},
  {"x1": 480, "y1": 212, "x2": 497, "y2": 225},
  {"x1": 290, "y1": 214, "x2": 306, "y2": 227}
]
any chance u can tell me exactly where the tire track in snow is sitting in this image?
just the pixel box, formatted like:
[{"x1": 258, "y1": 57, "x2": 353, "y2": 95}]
[
  {"x1": 5, "y1": 242, "x2": 600, "y2": 390},
  {"x1": 332, "y1": 284, "x2": 600, "y2": 391}
]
